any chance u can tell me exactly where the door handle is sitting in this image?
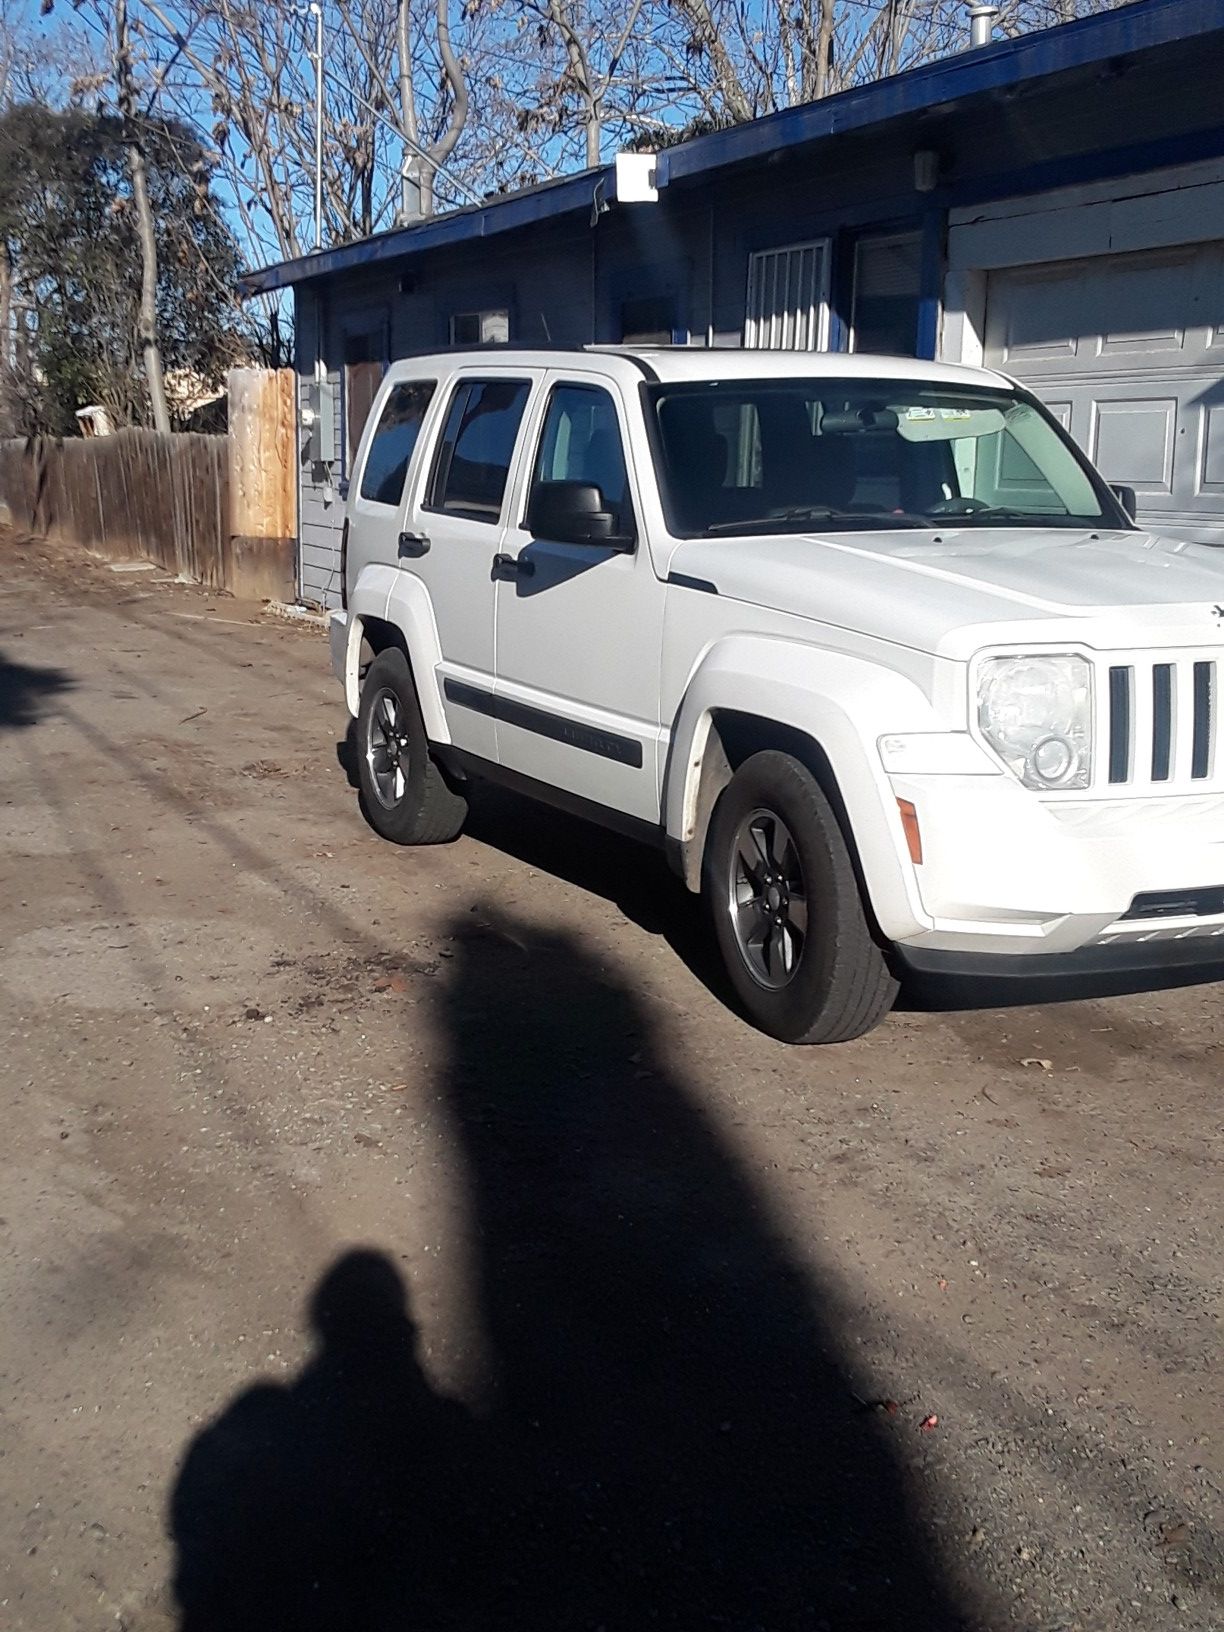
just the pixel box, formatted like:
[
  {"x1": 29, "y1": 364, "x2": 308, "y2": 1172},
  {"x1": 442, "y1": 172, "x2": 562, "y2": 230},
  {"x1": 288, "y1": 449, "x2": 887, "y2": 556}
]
[
  {"x1": 398, "y1": 531, "x2": 431, "y2": 558},
  {"x1": 492, "y1": 551, "x2": 535, "y2": 579}
]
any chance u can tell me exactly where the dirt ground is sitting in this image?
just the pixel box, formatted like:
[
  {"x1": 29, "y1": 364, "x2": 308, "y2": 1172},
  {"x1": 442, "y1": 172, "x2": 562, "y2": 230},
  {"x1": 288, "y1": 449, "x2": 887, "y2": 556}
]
[{"x1": 0, "y1": 533, "x2": 1220, "y2": 1632}]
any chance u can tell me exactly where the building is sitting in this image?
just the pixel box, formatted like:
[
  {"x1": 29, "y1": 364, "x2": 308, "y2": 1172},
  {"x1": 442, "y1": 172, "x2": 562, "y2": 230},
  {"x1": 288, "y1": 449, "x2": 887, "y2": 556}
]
[{"x1": 242, "y1": 0, "x2": 1224, "y2": 609}]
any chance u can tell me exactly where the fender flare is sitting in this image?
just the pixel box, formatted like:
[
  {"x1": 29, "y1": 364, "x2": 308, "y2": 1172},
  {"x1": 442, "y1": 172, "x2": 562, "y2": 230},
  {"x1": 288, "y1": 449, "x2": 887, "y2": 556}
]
[
  {"x1": 345, "y1": 565, "x2": 449, "y2": 743},
  {"x1": 664, "y1": 635, "x2": 940, "y2": 942}
]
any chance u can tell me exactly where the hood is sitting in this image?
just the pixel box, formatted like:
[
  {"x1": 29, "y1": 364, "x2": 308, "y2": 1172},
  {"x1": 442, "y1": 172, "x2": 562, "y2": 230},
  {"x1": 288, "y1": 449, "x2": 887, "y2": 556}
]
[{"x1": 667, "y1": 526, "x2": 1224, "y2": 655}]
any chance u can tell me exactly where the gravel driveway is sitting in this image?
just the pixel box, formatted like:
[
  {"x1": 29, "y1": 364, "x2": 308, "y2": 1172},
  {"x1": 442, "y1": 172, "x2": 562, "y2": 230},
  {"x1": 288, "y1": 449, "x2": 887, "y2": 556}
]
[{"x1": 1, "y1": 535, "x2": 1220, "y2": 1631}]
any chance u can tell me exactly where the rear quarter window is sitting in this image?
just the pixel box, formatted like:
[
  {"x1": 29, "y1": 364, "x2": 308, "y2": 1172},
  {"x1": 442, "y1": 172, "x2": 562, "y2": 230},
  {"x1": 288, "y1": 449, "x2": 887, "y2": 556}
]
[{"x1": 359, "y1": 381, "x2": 436, "y2": 506}]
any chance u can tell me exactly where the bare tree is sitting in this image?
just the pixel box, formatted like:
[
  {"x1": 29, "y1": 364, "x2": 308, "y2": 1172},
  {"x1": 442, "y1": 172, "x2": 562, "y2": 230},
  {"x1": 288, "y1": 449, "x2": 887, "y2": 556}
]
[
  {"x1": 645, "y1": 0, "x2": 1126, "y2": 130},
  {"x1": 114, "y1": 0, "x2": 170, "y2": 431},
  {"x1": 417, "y1": 0, "x2": 468, "y2": 214},
  {"x1": 526, "y1": 0, "x2": 646, "y2": 169},
  {"x1": 20, "y1": 0, "x2": 1128, "y2": 280},
  {"x1": 2, "y1": 0, "x2": 95, "y2": 108},
  {"x1": 461, "y1": 0, "x2": 672, "y2": 181},
  {"x1": 396, "y1": 0, "x2": 421, "y2": 220},
  {"x1": 99, "y1": 0, "x2": 481, "y2": 257},
  {"x1": 813, "y1": 0, "x2": 835, "y2": 100},
  {"x1": 37, "y1": 0, "x2": 173, "y2": 429},
  {"x1": 382, "y1": 0, "x2": 474, "y2": 195}
]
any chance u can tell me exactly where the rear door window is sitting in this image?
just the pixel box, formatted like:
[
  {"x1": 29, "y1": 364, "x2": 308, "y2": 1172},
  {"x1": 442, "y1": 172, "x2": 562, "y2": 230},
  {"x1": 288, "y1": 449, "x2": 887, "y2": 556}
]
[
  {"x1": 426, "y1": 378, "x2": 532, "y2": 522},
  {"x1": 359, "y1": 381, "x2": 436, "y2": 507}
]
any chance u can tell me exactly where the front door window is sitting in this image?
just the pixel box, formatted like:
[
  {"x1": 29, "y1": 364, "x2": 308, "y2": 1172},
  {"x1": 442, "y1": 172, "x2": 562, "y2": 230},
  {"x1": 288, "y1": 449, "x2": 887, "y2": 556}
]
[{"x1": 530, "y1": 383, "x2": 633, "y2": 536}]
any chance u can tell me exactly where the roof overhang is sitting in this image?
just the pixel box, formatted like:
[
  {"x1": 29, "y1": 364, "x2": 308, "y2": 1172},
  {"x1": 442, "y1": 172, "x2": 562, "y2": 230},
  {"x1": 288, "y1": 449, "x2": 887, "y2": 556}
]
[
  {"x1": 241, "y1": 166, "x2": 610, "y2": 296},
  {"x1": 656, "y1": 0, "x2": 1224, "y2": 185}
]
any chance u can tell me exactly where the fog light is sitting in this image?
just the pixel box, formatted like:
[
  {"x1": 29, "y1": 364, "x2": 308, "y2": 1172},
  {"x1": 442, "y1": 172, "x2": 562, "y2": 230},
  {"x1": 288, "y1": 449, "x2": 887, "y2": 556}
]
[{"x1": 1029, "y1": 734, "x2": 1079, "y2": 787}]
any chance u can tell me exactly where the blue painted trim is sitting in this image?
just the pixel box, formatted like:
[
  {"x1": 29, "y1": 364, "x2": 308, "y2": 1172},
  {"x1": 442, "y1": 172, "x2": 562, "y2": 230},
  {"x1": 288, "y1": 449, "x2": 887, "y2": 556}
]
[
  {"x1": 915, "y1": 210, "x2": 943, "y2": 361},
  {"x1": 826, "y1": 232, "x2": 855, "y2": 352},
  {"x1": 940, "y1": 124, "x2": 1224, "y2": 211},
  {"x1": 656, "y1": 0, "x2": 1224, "y2": 187}
]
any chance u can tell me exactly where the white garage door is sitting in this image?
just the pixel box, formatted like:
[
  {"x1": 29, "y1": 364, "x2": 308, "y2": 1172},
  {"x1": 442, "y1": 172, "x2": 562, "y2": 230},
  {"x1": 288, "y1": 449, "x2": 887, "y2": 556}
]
[{"x1": 984, "y1": 243, "x2": 1224, "y2": 545}]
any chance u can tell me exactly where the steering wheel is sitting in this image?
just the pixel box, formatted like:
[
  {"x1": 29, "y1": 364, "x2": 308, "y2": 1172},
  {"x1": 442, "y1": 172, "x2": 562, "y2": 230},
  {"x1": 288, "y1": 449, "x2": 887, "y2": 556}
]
[{"x1": 928, "y1": 496, "x2": 990, "y2": 516}]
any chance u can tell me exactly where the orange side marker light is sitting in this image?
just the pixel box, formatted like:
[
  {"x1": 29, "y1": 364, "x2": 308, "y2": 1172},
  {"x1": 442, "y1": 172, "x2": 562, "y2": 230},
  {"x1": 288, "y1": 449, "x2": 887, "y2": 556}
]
[{"x1": 897, "y1": 798, "x2": 923, "y2": 865}]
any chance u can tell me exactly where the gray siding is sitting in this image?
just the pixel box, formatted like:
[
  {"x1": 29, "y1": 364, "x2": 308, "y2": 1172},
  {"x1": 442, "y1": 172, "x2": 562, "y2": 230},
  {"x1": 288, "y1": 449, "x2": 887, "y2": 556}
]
[{"x1": 292, "y1": 226, "x2": 606, "y2": 608}]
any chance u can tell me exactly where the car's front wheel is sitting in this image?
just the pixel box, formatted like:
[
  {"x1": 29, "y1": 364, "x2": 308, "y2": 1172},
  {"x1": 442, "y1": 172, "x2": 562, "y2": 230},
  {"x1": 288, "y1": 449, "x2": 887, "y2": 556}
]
[
  {"x1": 355, "y1": 647, "x2": 467, "y2": 845},
  {"x1": 705, "y1": 750, "x2": 898, "y2": 1043}
]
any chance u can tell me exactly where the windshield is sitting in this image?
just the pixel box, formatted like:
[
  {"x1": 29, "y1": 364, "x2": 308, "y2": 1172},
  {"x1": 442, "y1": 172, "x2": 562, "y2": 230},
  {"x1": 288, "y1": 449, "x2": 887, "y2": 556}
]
[{"x1": 647, "y1": 378, "x2": 1125, "y2": 538}]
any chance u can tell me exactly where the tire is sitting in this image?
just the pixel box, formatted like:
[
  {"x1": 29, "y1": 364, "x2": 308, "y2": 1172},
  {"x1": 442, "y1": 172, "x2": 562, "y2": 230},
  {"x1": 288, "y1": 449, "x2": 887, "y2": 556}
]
[
  {"x1": 704, "y1": 750, "x2": 898, "y2": 1044},
  {"x1": 355, "y1": 647, "x2": 467, "y2": 845}
]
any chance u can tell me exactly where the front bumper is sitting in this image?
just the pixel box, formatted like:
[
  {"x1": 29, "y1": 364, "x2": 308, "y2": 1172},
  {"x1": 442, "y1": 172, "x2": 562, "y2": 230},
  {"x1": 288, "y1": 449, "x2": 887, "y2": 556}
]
[
  {"x1": 886, "y1": 767, "x2": 1224, "y2": 964},
  {"x1": 896, "y1": 934, "x2": 1224, "y2": 987}
]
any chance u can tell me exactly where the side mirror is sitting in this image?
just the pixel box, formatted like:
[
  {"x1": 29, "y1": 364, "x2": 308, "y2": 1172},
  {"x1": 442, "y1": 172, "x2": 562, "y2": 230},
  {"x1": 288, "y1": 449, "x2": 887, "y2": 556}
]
[
  {"x1": 527, "y1": 481, "x2": 634, "y2": 549},
  {"x1": 1110, "y1": 482, "x2": 1137, "y2": 521}
]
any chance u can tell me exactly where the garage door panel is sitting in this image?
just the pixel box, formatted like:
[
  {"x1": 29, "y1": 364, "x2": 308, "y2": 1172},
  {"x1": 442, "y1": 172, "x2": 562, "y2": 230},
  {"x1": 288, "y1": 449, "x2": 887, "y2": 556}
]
[
  {"x1": 1097, "y1": 252, "x2": 1195, "y2": 358},
  {"x1": 987, "y1": 266, "x2": 1083, "y2": 365},
  {"x1": 984, "y1": 242, "x2": 1224, "y2": 544},
  {"x1": 1201, "y1": 404, "x2": 1224, "y2": 495},
  {"x1": 1097, "y1": 322, "x2": 1185, "y2": 357},
  {"x1": 1091, "y1": 397, "x2": 1177, "y2": 494}
]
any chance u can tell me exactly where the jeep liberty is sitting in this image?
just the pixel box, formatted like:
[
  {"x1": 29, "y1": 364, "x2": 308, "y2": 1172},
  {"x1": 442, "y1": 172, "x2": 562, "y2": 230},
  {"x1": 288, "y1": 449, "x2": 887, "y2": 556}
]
[{"x1": 330, "y1": 347, "x2": 1224, "y2": 1042}]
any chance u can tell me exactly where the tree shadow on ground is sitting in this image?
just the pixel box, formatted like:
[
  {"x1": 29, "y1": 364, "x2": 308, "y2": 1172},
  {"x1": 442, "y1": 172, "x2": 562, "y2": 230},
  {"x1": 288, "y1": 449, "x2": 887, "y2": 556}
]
[
  {"x1": 0, "y1": 648, "x2": 73, "y2": 731},
  {"x1": 171, "y1": 910, "x2": 976, "y2": 1630}
]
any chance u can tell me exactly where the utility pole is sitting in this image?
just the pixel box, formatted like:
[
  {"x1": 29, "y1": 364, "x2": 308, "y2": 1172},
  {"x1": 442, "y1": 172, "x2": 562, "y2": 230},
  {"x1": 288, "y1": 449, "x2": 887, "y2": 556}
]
[
  {"x1": 291, "y1": 2, "x2": 324, "y2": 249},
  {"x1": 396, "y1": 0, "x2": 422, "y2": 224},
  {"x1": 311, "y1": 2, "x2": 323, "y2": 249}
]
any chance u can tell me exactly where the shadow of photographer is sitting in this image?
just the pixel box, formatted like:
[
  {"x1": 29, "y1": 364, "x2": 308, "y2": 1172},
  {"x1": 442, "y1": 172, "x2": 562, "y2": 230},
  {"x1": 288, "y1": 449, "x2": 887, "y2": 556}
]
[{"x1": 171, "y1": 908, "x2": 973, "y2": 1630}]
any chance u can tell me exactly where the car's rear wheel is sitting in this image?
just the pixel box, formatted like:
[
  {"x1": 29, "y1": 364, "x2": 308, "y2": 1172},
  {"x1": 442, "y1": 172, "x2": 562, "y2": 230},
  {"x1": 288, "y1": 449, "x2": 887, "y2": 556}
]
[
  {"x1": 356, "y1": 647, "x2": 467, "y2": 844},
  {"x1": 705, "y1": 750, "x2": 897, "y2": 1043}
]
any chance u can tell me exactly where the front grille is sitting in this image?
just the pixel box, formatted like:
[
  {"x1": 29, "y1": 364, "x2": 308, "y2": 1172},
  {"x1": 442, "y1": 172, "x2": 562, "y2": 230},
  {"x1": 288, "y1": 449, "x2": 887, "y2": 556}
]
[{"x1": 1104, "y1": 658, "x2": 1217, "y2": 790}]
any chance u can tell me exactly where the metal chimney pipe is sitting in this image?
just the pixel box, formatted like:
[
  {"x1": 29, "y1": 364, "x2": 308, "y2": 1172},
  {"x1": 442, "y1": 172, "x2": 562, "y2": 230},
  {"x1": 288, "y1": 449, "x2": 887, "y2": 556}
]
[{"x1": 967, "y1": 4, "x2": 1000, "y2": 48}]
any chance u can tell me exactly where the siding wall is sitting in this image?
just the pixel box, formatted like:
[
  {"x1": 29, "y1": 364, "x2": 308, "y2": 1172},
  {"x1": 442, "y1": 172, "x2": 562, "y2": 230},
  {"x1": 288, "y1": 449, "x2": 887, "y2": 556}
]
[{"x1": 290, "y1": 33, "x2": 1224, "y2": 607}]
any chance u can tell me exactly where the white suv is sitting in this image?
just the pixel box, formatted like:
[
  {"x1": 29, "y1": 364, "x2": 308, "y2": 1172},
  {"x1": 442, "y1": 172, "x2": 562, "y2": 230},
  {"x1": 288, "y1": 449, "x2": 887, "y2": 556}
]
[{"x1": 330, "y1": 346, "x2": 1224, "y2": 1043}]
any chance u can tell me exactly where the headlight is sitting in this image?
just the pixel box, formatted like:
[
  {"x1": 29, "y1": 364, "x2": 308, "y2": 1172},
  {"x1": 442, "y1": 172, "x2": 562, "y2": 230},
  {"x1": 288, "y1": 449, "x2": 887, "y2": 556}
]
[{"x1": 977, "y1": 654, "x2": 1093, "y2": 790}]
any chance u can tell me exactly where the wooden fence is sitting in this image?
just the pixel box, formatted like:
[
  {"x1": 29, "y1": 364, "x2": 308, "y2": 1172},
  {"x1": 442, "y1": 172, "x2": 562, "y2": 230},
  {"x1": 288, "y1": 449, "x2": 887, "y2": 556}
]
[
  {"x1": 0, "y1": 430, "x2": 233, "y2": 587},
  {"x1": 0, "y1": 367, "x2": 298, "y2": 601}
]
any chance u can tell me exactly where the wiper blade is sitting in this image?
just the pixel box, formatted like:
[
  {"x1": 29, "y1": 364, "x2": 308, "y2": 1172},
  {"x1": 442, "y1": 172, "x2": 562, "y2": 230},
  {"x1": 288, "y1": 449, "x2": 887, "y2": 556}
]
[
  {"x1": 701, "y1": 508, "x2": 925, "y2": 537},
  {"x1": 775, "y1": 506, "x2": 857, "y2": 522},
  {"x1": 973, "y1": 506, "x2": 1077, "y2": 523}
]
